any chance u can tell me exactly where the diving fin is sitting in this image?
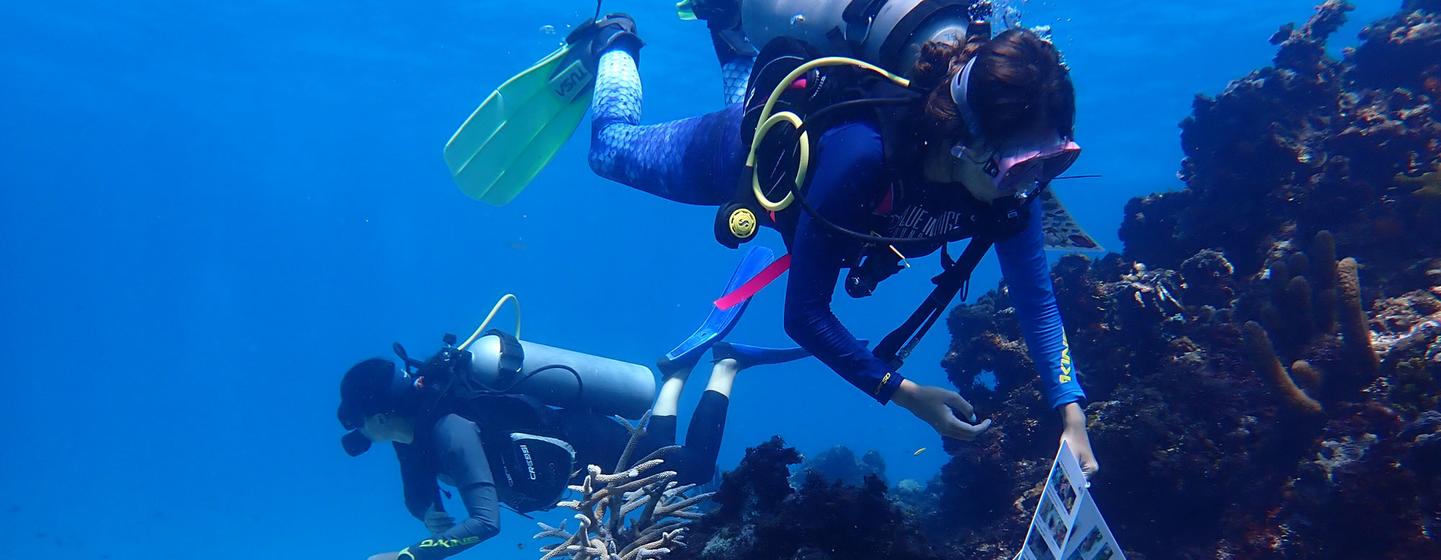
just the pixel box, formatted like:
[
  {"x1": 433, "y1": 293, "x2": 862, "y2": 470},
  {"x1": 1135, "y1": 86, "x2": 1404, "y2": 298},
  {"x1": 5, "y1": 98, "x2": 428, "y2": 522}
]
[
  {"x1": 676, "y1": 0, "x2": 698, "y2": 21},
  {"x1": 711, "y1": 342, "x2": 810, "y2": 368},
  {"x1": 658, "y1": 246, "x2": 777, "y2": 376},
  {"x1": 1038, "y1": 190, "x2": 1105, "y2": 253},
  {"x1": 443, "y1": 40, "x2": 596, "y2": 206}
]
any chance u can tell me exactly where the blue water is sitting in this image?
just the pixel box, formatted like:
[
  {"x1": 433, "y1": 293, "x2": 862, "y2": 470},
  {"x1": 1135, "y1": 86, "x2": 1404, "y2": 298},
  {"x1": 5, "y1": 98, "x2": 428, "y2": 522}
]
[{"x1": 0, "y1": 0, "x2": 1394, "y2": 557}]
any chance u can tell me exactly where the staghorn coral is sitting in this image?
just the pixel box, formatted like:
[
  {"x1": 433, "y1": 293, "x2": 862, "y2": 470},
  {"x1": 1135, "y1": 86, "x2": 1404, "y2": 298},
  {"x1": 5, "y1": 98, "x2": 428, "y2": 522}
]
[{"x1": 535, "y1": 412, "x2": 712, "y2": 560}]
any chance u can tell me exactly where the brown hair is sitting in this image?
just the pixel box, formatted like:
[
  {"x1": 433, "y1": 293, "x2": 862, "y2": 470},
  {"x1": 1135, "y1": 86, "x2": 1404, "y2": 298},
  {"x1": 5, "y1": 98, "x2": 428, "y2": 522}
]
[{"x1": 911, "y1": 29, "x2": 1076, "y2": 146}]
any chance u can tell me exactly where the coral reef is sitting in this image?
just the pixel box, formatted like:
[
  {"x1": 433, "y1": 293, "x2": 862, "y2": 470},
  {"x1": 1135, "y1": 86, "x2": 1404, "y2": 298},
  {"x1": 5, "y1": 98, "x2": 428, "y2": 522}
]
[
  {"x1": 789, "y1": 445, "x2": 887, "y2": 488},
  {"x1": 663, "y1": 2, "x2": 1441, "y2": 558},
  {"x1": 1243, "y1": 320, "x2": 1324, "y2": 414},
  {"x1": 535, "y1": 412, "x2": 712, "y2": 560},
  {"x1": 1229, "y1": 231, "x2": 1379, "y2": 415},
  {"x1": 1121, "y1": 0, "x2": 1441, "y2": 280},
  {"x1": 673, "y1": 437, "x2": 939, "y2": 560},
  {"x1": 924, "y1": 2, "x2": 1441, "y2": 558}
]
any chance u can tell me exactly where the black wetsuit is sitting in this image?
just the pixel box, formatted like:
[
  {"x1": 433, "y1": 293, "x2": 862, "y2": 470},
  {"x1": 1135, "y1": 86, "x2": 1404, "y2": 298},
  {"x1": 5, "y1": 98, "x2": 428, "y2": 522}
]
[{"x1": 392, "y1": 392, "x2": 728, "y2": 559}]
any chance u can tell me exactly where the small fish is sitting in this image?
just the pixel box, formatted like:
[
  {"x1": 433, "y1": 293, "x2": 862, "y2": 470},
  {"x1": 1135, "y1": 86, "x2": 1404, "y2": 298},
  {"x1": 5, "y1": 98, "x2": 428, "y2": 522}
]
[
  {"x1": 913, "y1": 447, "x2": 926, "y2": 456},
  {"x1": 508, "y1": 241, "x2": 528, "y2": 251},
  {"x1": 517, "y1": 542, "x2": 525, "y2": 550}
]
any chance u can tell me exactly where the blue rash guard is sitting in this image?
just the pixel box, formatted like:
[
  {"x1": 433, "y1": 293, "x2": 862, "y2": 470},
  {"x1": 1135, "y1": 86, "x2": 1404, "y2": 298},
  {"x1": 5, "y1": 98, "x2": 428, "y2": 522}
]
[
  {"x1": 588, "y1": 46, "x2": 1085, "y2": 410},
  {"x1": 784, "y1": 121, "x2": 1085, "y2": 408}
]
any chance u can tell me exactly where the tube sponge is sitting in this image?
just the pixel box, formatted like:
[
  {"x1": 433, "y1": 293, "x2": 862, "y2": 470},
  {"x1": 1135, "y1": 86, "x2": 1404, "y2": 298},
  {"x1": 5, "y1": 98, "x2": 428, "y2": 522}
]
[
  {"x1": 1286, "y1": 275, "x2": 1315, "y2": 337},
  {"x1": 1243, "y1": 321, "x2": 1324, "y2": 414},
  {"x1": 1336, "y1": 258, "x2": 1379, "y2": 378},
  {"x1": 1291, "y1": 360, "x2": 1322, "y2": 388},
  {"x1": 1311, "y1": 231, "x2": 1337, "y2": 290},
  {"x1": 1311, "y1": 231, "x2": 1339, "y2": 332}
]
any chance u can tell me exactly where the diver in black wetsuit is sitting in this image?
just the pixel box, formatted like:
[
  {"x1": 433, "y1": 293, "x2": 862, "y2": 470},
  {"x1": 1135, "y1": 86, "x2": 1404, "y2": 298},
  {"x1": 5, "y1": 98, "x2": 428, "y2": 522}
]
[{"x1": 342, "y1": 270, "x2": 808, "y2": 560}]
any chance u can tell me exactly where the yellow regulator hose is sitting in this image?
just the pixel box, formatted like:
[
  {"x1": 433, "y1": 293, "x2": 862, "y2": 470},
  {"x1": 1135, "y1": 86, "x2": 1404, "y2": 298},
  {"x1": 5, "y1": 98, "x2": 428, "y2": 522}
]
[
  {"x1": 457, "y1": 293, "x2": 521, "y2": 352},
  {"x1": 747, "y1": 57, "x2": 912, "y2": 212}
]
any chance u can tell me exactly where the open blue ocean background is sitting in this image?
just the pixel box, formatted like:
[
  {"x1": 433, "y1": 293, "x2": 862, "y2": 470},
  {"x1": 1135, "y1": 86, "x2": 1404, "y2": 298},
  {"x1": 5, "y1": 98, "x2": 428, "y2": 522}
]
[{"x1": 0, "y1": 1, "x2": 1394, "y2": 557}]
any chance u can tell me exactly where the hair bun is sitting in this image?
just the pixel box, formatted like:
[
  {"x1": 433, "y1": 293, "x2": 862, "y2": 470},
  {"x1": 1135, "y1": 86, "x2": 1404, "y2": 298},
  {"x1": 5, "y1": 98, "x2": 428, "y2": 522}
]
[{"x1": 912, "y1": 39, "x2": 962, "y2": 89}]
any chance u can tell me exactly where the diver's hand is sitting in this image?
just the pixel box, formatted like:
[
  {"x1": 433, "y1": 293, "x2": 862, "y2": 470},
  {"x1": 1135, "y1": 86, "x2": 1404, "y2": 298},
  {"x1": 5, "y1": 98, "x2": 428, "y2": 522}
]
[
  {"x1": 423, "y1": 509, "x2": 456, "y2": 535},
  {"x1": 367, "y1": 553, "x2": 401, "y2": 560},
  {"x1": 892, "y1": 379, "x2": 992, "y2": 441},
  {"x1": 1060, "y1": 402, "x2": 1100, "y2": 478}
]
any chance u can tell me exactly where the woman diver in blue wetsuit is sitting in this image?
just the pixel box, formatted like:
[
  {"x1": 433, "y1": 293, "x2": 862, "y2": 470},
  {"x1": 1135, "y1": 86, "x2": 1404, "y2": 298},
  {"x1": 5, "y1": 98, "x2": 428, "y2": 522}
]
[{"x1": 576, "y1": 0, "x2": 1098, "y2": 476}]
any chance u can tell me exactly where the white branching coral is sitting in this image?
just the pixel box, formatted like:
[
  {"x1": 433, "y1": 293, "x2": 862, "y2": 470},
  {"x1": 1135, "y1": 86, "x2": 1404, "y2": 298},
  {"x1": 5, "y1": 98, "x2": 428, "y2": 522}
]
[{"x1": 534, "y1": 412, "x2": 714, "y2": 560}]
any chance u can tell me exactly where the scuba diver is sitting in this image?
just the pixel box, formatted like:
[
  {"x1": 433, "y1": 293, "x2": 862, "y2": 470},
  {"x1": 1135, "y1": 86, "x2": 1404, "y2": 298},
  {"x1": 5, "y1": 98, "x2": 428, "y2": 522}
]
[
  {"x1": 343, "y1": 250, "x2": 811, "y2": 560},
  {"x1": 568, "y1": 0, "x2": 1100, "y2": 476}
]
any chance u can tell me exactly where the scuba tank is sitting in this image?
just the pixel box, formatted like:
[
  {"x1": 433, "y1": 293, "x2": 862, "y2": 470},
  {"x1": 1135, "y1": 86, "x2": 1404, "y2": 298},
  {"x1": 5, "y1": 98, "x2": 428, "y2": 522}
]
[
  {"x1": 397, "y1": 295, "x2": 656, "y2": 421},
  {"x1": 466, "y1": 331, "x2": 655, "y2": 420},
  {"x1": 386, "y1": 294, "x2": 655, "y2": 514},
  {"x1": 739, "y1": 0, "x2": 979, "y2": 77}
]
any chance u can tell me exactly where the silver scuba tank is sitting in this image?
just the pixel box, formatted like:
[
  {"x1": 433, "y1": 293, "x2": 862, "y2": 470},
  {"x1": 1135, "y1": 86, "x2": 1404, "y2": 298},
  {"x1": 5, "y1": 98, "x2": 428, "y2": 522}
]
[
  {"x1": 739, "y1": 0, "x2": 974, "y2": 77},
  {"x1": 466, "y1": 332, "x2": 656, "y2": 419}
]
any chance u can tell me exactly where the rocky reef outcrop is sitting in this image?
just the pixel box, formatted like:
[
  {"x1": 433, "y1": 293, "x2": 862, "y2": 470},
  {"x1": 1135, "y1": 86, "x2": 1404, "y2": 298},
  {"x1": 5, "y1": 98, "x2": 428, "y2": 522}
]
[
  {"x1": 935, "y1": 1, "x2": 1441, "y2": 558},
  {"x1": 1122, "y1": 0, "x2": 1441, "y2": 281},
  {"x1": 670, "y1": 437, "x2": 938, "y2": 560},
  {"x1": 675, "y1": 1, "x2": 1441, "y2": 559}
]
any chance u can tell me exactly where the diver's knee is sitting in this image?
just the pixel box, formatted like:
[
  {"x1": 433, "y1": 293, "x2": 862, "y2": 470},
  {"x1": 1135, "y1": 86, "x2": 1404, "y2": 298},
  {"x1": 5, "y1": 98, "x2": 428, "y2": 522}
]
[
  {"x1": 586, "y1": 130, "x2": 625, "y2": 179},
  {"x1": 679, "y1": 461, "x2": 717, "y2": 486},
  {"x1": 781, "y1": 308, "x2": 811, "y2": 343},
  {"x1": 586, "y1": 146, "x2": 607, "y2": 176}
]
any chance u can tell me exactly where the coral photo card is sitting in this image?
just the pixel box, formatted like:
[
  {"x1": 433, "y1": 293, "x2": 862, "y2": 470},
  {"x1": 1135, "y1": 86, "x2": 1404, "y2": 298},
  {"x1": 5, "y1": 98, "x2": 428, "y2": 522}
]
[{"x1": 1016, "y1": 441, "x2": 1124, "y2": 560}]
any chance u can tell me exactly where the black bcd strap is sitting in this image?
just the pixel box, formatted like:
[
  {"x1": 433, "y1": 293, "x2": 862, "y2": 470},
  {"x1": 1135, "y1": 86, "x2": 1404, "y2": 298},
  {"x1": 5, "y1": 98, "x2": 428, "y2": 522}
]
[
  {"x1": 485, "y1": 328, "x2": 526, "y2": 382},
  {"x1": 872, "y1": 236, "x2": 993, "y2": 368}
]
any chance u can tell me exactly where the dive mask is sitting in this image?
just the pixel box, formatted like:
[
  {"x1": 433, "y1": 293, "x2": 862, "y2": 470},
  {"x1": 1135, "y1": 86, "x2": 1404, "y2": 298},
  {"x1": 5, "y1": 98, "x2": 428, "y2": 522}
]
[
  {"x1": 341, "y1": 429, "x2": 373, "y2": 457},
  {"x1": 950, "y1": 136, "x2": 1081, "y2": 199},
  {"x1": 948, "y1": 57, "x2": 1081, "y2": 199},
  {"x1": 337, "y1": 357, "x2": 418, "y2": 457}
]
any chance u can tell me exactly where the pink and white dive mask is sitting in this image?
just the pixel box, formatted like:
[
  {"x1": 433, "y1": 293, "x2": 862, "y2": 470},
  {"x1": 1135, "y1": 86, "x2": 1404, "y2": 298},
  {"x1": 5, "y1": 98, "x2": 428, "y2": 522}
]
[{"x1": 949, "y1": 57, "x2": 1081, "y2": 199}]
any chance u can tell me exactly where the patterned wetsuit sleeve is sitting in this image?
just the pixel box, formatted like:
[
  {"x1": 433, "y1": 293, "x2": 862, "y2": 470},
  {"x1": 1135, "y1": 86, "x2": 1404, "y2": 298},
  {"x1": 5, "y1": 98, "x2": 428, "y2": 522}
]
[
  {"x1": 708, "y1": 30, "x2": 753, "y2": 105},
  {"x1": 782, "y1": 122, "x2": 905, "y2": 403},
  {"x1": 993, "y1": 199, "x2": 1087, "y2": 409},
  {"x1": 588, "y1": 47, "x2": 743, "y2": 205},
  {"x1": 399, "y1": 417, "x2": 501, "y2": 560}
]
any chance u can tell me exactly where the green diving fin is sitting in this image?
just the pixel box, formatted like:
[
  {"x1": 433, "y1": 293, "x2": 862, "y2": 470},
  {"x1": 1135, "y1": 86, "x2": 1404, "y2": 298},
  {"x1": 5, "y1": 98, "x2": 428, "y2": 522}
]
[
  {"x1": 443, "y1": 42, "x2": 596, "y2": 206},
  {"x1": 676, "y1": 0, "x2": 698, "y2": 21}
]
